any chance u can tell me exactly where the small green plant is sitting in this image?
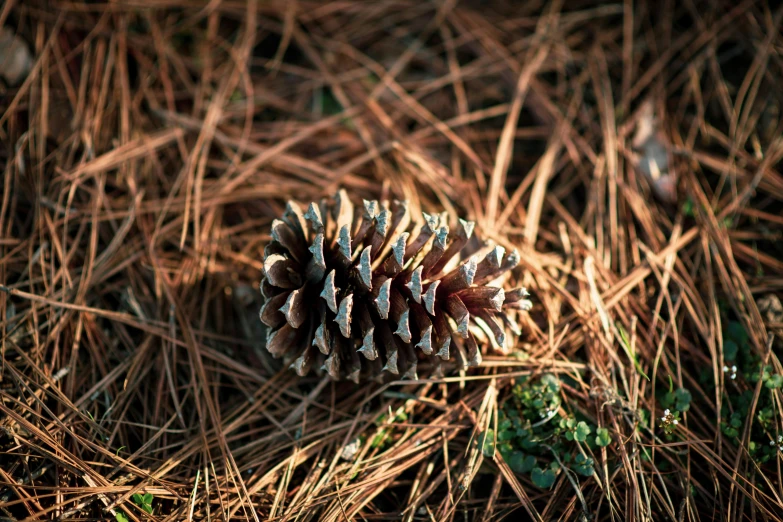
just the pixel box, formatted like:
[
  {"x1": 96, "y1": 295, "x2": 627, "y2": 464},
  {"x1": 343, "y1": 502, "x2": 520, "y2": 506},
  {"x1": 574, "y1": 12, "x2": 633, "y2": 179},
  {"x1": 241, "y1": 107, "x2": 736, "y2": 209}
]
[
  {"x1": 712, "y1": 319, "x2": 783, "y2": 464},
  {"x1": 132, "y1": 492, "x2": 154, "y2": 515},
  {"x1": 572, "y1": 453, "x2": 595, "y2": 476},
  {"x1": 657, "y1": 386, "x2": 690, "y2": 437},
  {"x1": 507, "y1": 452, "x2": 537, "y2": 473},
  {"x1": 531, "y1": 466, "x2": 556, "y2": 488},
  {"x1": 494, "y1": 374, "x2": 605, "y2": 488},
  {"x1": 659, "y1": 409, "x2": 681, "y2": 435},
  {"x1": 661, "y1": 387, "x2": 692, "y2": 413},
  {"x1": 595, "y1": 427, "x2": 611, "y2": 447},
  {"x1": 561, "y1": 419, "x2": 591, "y2": 442},
  {"x1": 112, "y1": 489, "x2": 151, "y2": 522}
]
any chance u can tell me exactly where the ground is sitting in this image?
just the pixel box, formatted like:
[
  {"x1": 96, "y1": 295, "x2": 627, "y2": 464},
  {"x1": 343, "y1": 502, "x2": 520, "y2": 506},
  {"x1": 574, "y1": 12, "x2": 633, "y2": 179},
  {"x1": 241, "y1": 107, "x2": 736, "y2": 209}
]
[{"x1": 1, "y1": 1, "x2": 783, "y2": 521}]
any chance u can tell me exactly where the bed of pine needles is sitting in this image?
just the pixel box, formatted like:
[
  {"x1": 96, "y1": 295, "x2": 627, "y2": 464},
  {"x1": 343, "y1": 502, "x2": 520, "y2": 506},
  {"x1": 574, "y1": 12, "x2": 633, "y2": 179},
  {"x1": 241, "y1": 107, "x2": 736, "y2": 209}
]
[{"x1": 2, "y1": 1, "x2": 783, "y2": 520}]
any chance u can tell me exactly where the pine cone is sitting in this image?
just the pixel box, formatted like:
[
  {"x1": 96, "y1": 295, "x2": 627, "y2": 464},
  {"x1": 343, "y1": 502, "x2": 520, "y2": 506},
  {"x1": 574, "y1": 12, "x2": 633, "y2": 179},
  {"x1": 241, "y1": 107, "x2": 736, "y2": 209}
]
[{"x1": 259, "y1": 190, "x2": 532, "y2": 382}]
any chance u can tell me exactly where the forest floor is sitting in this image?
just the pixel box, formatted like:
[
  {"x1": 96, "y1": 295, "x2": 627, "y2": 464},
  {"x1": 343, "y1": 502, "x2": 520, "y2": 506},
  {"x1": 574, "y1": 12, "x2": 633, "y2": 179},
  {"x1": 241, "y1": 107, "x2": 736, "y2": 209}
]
[{"x1": 2, "y1": 1, "x2": 783, "y2": 520}]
